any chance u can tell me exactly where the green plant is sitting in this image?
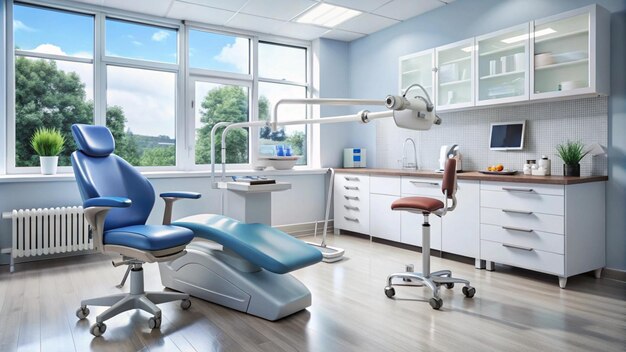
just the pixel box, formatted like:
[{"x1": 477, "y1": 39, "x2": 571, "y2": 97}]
[
  {"x1": 30, "y1": 128, "x2": 65, "y2": 157},
  {"x1": 556, "y1": 140, "x2": 588, "y2": 165}
]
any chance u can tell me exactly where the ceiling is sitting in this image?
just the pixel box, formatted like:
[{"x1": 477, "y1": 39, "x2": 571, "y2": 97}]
[{"x1": 72, "y1": 0, "x2": 454, "y2": 42}]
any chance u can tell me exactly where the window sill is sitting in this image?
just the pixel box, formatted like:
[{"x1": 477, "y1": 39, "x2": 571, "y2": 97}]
[{"x1": 0, "y1": 168, "x2": 329, "y2": 184}]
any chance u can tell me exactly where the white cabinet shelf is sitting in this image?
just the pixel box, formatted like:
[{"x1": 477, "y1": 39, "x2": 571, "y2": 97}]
[
  {"x1": 439, "y1": 79, "x2": 471, "y2": 87},
  {"x1": 479, "y1": 70, "x2": 525, "y2": 80},
  {"x1": 534, "y1": 58, "x2": 588, "y2": 71}
]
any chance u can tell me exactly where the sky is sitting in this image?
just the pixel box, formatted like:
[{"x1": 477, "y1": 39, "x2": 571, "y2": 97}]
[{"x1": 13, "y1": 3, "x2": 307, "y2": 141}]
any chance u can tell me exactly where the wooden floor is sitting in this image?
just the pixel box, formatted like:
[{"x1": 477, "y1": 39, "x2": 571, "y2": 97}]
[{"x1": 0, "y1": 234, "x2": 624, "y2": 352}]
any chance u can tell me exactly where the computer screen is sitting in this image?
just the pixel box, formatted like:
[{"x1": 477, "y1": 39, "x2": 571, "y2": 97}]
[{"x1": 489, "y1": 121, "x2": 525, "y2": 150}]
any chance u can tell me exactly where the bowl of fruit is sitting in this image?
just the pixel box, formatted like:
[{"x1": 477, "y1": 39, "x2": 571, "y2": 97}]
[{"x1": 479, "y1": 164, "x2": 517, "y2": 175}]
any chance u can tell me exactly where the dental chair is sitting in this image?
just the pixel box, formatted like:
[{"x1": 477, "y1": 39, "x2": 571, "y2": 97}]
[
  {"x1": 71, "y1": 125, "x2": 323, "y2": 328},
  {"x1": 383, "y1": 158, "x2": 476, "y2": 310},
  {"x1": 71, "y1": 124, "x2": 195, "y2": 336}
]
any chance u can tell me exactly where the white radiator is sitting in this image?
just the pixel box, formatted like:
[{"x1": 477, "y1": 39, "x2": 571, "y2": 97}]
[{"x1": 2, "y1": 207, "x2": 93, "y2": 270}]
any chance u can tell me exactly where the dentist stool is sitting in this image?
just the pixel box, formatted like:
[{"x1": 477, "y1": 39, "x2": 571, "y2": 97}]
[{"x1": 383, "y1": 158, "x2": 475, "y2": 309}]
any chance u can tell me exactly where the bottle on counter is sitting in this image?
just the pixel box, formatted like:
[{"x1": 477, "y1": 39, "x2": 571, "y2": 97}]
[
  {"x1": 539, "y1": 155, "x2": 551, "y2": 176},
  {"x1": 524, "y1": 160, "x2": 536, "y2": 175}
]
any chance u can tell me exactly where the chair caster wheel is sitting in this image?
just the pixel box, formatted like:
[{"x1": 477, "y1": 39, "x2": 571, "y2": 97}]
[
  {"x1": 384, "y1": 286, "x2": 395, "y2": 298},
  {"x1": 148, "y1": 316, "x2": 162, "y2": 329},
  {"x1": 429, "y1": 297, "x2": 443, "y2": 310},
  {"x1": 90, "y1": 323, "x2": 106, "y2": 337},
  {"x1": 445, "y1": 283, "x2": 454, "y2": 289},
  {"x1": 462, "y1": 286, "x2": 476, "y2": 298},
  {"x1": 76, "y1": 306, "x2": 90, "y2": 320},
  {"x1": 181, "y1": 299, "x2": 191, "y2": 310}
]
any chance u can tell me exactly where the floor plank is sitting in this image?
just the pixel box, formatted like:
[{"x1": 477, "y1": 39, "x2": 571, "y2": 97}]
[{"x1": 0, "y1": 234, "x2": 624, "y2": 352}]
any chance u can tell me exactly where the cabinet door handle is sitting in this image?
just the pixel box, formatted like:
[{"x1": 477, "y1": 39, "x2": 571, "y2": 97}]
[
  {"x1": 502, "y1": 226, "x2": 533, "y2": 233},
  {"x1": 344, "y1": 205, "x2": 359, "y2": 211},
  {"x1": 502, "y1": 187, "x2": 534, "y2": 193},
  {"x1": 502, "y1": 243, "x2": 533, "y2": 251},
  {"x1": 344, "y1": 195, "x2": 359, "y2": 200},
  {"x1": 344, "y1": 186, "x2": 359, "y2": 190},
  {"x1": 410, "y1": 180, "x2": 440, "y2": 186},
  {"x1": 502, "y1": 209, "x2": 533, "y2": 215},
  {"x1": 344, "y1": 216, "x2": 359, "y2": 222},
  {"x1": 344, "y1": 176, "x2": 360, "y2": 181}
]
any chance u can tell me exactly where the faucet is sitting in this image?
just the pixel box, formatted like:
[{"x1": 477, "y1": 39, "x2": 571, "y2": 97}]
[{"x1": 402, "y1": 138, "x2": 418, "y2": 170}]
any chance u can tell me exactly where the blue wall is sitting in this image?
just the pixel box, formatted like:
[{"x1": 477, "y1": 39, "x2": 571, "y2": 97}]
[{"x1": 347, "y1": 0, "x2": 626, "y2": 270}]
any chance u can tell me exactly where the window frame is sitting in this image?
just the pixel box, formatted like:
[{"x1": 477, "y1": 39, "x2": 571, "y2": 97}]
[{"x1": 5, "y1": 0, "x2": 314, "y2": 174}]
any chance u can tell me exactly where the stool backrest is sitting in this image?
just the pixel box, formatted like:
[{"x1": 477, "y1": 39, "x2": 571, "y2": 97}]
[{"x1": 442, "y1": 158, "x2": 457, "y2": 199}]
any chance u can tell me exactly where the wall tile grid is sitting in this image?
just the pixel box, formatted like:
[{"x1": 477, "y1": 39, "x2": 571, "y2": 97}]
[{"x1": 376, "y1": 96, "x2": 608, "y2": 176}]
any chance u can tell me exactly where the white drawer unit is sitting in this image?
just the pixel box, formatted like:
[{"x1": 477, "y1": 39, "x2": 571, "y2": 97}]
[
  {"x1": 370, "y1": 175, "x2": 401, "y2": 196},
  {"x1": 481, "y1": 181, "x2": 606, "y2": 288},
  {"x1": 334, "y1": 173, "x2": 370, "y2": 235},
  {"x1": 401, "y1": 177, "x2": 443, "y2": 197},
  {"x1": 401, "y1": 209, "x2": 442, "y2": 249},
  {"x1": 442, "y1": 180, "x2": 480, "y2": 259}
]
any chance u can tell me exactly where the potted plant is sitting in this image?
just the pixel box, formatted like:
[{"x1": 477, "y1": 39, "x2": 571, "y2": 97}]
[
  {"x1": 31, "y1": 127, "x2": 65, "y2": 175},
  {"x1": 556, "y1": 140, "x2": 588, "y2": 177}
]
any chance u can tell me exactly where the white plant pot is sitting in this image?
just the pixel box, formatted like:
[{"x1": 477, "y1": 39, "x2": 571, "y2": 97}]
[{"x1": 40, "y1": 156, "x2": 59, "y2": 175}]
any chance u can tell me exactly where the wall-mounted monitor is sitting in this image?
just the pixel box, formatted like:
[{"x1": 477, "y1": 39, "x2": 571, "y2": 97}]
[{"x1": 489, "y1": 121, "x2": 526, "y2": 150}]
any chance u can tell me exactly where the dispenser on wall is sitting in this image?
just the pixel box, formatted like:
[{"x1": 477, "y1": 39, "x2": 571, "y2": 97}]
[{"x1": 343, "y1": 148, "x2": 366, "y2": 168}]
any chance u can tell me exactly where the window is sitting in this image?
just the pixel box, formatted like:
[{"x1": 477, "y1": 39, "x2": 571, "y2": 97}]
[
  {"x1": 106, "y1": 66, "x2": 177, "y2": 166},
  {"x1": 105, "y1": 18, "x2": 177, "y2": 64},
  {"x1": 258, "y1": 42, "x2": 308, "y2": 165},
  {"x1": 189, "y1": 30, "x2": 249, "y2": 74},
  {"x1": 12, "y1": 4, "x2": 94, "y2": 168}
]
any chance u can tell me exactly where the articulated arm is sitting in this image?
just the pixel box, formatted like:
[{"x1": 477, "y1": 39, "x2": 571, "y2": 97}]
[
  {"x1": 83, "y1": 197, "x2": 132, "y2": 253},
  {"x1": 160, "y1": 192, "x2": 202, "y2": 225}
]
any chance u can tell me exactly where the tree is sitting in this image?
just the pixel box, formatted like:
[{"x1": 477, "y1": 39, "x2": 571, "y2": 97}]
[
  {"x1": 195, "y1": 86, "x2": 250, "y2": 164},
  {"x1": 140, "y1": 145, "x2": 175, "y2": 166},
  {"x1": 15, "y1": 57, "x2": 92, "y2": 166},
  {"x1": 106, "y1": 105, "x2": 141, "y2": 165}
]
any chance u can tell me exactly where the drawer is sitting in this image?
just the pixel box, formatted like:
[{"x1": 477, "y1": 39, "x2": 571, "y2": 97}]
[
  {"x1": 481, "y1": 207, "x2": 564, "y2": 234},
  {"x1": 481, "y1": 224, "x2": 564, "y2": 254},
  {"x1": 335, "y1": 207, "x2": 369, "y2": 234},
  {"x1": 481, "y1": 190, "x2": 564, "y2": 215},
  {"x1": 481, "y1": 240, "x2": 564, "y2": 275},
  {"x1": 401, "y1": 177, "x2": 443, "y2": 197},
  {"x1": 480, "y1": 181, "x2": 564, "y2": 196},
  {"x1": 370, "y1": 175, "x2": 401, "y2": 196}
]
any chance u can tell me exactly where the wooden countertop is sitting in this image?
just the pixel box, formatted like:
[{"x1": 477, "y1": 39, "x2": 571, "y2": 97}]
[{"x1": 334, "y1": 168, "x2": 608, "y2": 185}]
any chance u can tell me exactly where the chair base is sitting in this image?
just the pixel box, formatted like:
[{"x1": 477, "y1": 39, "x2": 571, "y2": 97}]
[{"x1": 76, "y1": 263, "x2": 190, "y2": 336}]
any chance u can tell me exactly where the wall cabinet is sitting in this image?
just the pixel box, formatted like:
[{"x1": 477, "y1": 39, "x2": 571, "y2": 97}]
[
  {"x1": 531, "y1": 5, "x2": 610, "y2": 100},
  {"x1": 398, "y1": 5, "x2": 609, "y2": 111},
  {"x1": 476, "y1": 23, "x2": 530, "y2": 105}
]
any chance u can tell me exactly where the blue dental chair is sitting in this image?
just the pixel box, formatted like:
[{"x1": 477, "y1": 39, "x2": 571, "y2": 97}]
[{"x1": 71, "y1": 125, "x2": 322, "y2": 336}]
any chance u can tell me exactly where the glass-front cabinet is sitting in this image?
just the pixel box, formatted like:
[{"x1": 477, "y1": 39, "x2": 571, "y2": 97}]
[
  {"x1": 531, "y1": 5, "x2": 609, "y2": 99},
  {"x1": 399, "y1": 49, "x2": 434, "y2": 99},
  {"x1": 435, "y1": 38, "x2": 474, "y2": 111},
  {"x1": 476, "y1": 23, "x2": 529, "y2": 105}
]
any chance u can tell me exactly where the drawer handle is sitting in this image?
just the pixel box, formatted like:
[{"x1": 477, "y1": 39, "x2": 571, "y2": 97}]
[
  {"x1": 502, "y1": 243, "x2": 534, "y2": 251},
  {"x1": 344, "y1": 176, "x2": 360, "y2": 181},
  {"x1": 410, "y1": 180, "x2": 440, "y2": 186},
  {"x1": 502, "y1": 209, "x2": 533, "y2": 215},
  {"x1": 344, "y1": 205, "x2": 360, "y2": 211},
  {"x1": 502, "y1": 226, "x2": 533, "y2": 233},
  {"x1": 344, "y1": 216, "x2": 359, "y2": 222},
  {"x1": 344, "y1": 195, "x2": 359, "y2": 201},
  {"x1": 502, "y1": 187, "x2": 534, "y2": 193},
  {"x1": 344, "y1": 186, "x2": 359, "y2": 190}
]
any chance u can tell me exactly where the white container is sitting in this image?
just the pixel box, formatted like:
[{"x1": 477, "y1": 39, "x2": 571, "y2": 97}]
[
  {"x1": 539, "y1": 155, "x2": 551, "y2": 175},
  {"x1": 514, "y1": 52, "x2": 525, "y2": 71},
  {"x1": 40, "y1": 156, "x2": 59, "y2": 175},
  {"x1": 500, "y1": 56, "x2": 509, "y2": 73},
  {"x1": 489, "y1": 60, "x2": 497, "y2": 75}
]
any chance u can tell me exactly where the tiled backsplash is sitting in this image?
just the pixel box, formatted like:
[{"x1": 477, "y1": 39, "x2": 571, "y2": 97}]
[{"x1": 375, "y1": 96, "x2": 608, "y2": 176}]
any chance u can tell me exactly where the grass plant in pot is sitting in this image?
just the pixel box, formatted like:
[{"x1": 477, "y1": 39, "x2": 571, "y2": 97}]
[
  {"x1": 556, "y1": 140, "x2": 588, "y2": 177},
  {"x1": 31, "y1": 127, "x2": 65, "y2": 175}
]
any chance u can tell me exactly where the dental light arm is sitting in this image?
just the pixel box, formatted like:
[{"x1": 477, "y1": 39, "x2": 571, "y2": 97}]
[{"x1": 210, "y1": 86, "x2": 441, "y2": 187}]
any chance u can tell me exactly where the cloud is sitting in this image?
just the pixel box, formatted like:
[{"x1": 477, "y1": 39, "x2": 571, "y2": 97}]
[
  {"x1": 214, "y1": 38, "x2": 249, "y2": 72},
  {"x1": 13, "y1": 20, "x2": 35, "y2": 32},
  {"x1": 132, "y1": 40, "x2": 143, "y2": 46},
  {"x1": 151, "y1": 30, "x2": 170, "y2": 42},
  {"x1": 32, "y1": 44, "x2": 67, "y2": 56}
]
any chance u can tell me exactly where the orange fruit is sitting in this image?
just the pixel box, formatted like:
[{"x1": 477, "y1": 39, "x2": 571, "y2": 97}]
[
  {"x1": 496, "y1": 164, "x2": 504, "y2": 171},
  {"x1": 487, "y1": 166, "x2": 493, "y2": 171}
]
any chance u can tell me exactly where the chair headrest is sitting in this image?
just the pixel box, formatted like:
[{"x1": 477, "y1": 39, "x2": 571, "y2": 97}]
[{"x1": 71, "y1": 124, "x2": 115, "y2": 157}]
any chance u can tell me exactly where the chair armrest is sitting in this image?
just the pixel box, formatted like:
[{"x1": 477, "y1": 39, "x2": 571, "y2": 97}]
[
  {"x1": 160, "y1": 192, "x2": 201, "y2": 200},
  {"x1": 84, "y1": 196, "x2": 132, "y2": 209},
  {"x1": 160, "y1": 192, "x2": 201, "y2": 225}
]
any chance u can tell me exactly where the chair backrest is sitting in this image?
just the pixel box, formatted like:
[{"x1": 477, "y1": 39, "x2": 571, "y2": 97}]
[
  {"x1": 441, "y1": 158, "x2": 457, "y2": 199},
  {"x1": 70, "y1": 124, "x2": 155, "y2": 231}
]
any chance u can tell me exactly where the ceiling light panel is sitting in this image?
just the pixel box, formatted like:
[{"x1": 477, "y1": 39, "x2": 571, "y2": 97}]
[{"x1": 296, "y1": 3, "x2": 362, "y2": 28}]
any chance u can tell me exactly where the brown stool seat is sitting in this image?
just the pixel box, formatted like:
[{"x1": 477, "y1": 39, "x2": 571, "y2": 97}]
[{"x1": 391, "y1": 196, "x2": 444, "y2": 213}]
